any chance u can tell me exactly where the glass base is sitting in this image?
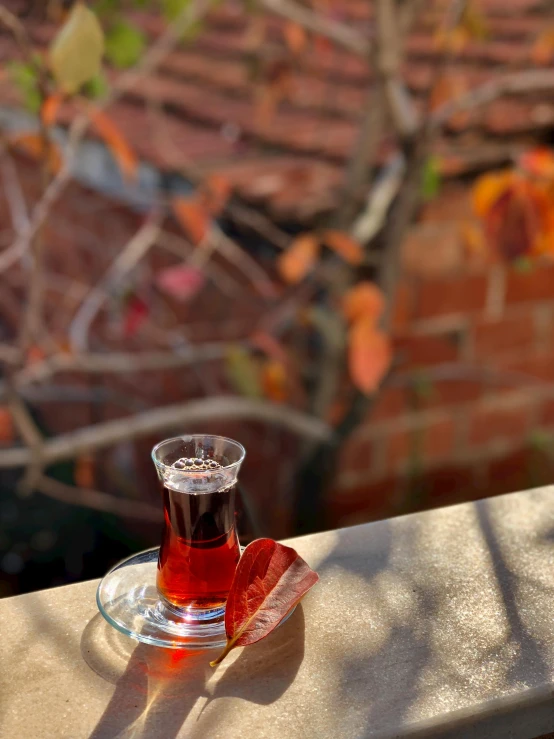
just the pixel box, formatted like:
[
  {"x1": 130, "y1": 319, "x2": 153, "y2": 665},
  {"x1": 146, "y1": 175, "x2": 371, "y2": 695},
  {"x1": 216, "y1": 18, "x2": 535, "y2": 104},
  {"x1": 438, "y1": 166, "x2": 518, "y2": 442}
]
[
  {"x1": 97, "y1": 547, "x2": 228, "y2": 649},
  {"x1": 97, "y1": 546, "x2": 295, "y2": 650}
]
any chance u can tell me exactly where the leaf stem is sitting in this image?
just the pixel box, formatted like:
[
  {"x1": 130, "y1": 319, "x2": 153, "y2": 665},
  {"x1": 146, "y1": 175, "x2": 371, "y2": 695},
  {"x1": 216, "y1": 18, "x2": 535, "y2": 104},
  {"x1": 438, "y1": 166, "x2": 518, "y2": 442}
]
[{"x1": 210, "y1": 638, "x2": 235, "y2": 667}]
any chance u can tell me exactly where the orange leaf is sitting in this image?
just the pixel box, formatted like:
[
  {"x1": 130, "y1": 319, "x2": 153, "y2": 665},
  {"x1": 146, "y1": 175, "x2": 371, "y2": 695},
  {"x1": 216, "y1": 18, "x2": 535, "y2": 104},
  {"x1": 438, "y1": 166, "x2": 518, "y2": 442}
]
[
  {"x1": 284, "y1": 21, "x2": 307, "y2": 55},
  {"x1": 531, "y1": 28, "x2": 554, "y2": 65},
  {"x1": 10, "y1": 133, "x2": 62, "y2": 174},
  {"x1": 322, "y1": 229, "x2": 363, "y2": 265},
  {"x1": 261, "y1": 360, "x2": 288, "y2": 403},
  {"x1": 87, "y1": 107, "x2": 137, "y2": 181},
  {"x1": 277, "y1": 233, "x2": 320, "y2": 284},
  {"x1": 172, "y1": 196, "x2": 210, "y2": 245},
  {"x1": 0, "y1": 406, "x2": 14, "y2": 444},
  {"x1": 348, "y1": 319, "x2": 392, "y2": 395},
  {"x1": 472, "y1": 170, "x2": 515, "y2": 217},
  {"x1": 75, "y1": 454, "x2": 95, "y2": 488},
  {"x1": 26, "y1": 345, "x2": 46, "y2": 365},
  {"x1": 461, "y1": 222, "x2": 488, "y2": 260},
  {"x1": 342, "y1": 282, "x2": 385, "y2": 324},
  {"x1": 202, "y1": 174, "x2": 232, "y2": 215},
  {"x1": 518, "y1": 147, "x2": 554, "y2": 180},
  {"x1": 477, "y1": 175, "x2": 552, "y2": 260},
  {"x1": 41, "y1": 92, "x2": 64, "y2": 127}
]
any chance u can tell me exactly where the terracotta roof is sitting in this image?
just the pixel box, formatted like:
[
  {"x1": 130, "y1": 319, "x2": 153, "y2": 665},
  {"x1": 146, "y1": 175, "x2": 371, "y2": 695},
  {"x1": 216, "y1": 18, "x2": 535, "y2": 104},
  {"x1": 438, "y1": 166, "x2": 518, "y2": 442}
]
[{"x1": 1, "y1": 0, "x2": 554, "y2": 222}]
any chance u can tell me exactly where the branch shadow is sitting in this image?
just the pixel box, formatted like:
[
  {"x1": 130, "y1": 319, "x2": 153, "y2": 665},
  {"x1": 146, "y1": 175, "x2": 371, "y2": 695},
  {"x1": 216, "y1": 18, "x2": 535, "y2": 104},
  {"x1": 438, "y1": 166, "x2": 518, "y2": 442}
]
[
  {"x1": 81, "y1": 605, "x2": 305, "y2": 739},
  {"x1": 476, "y1": 499, "x2": 550, "y2": 687}
]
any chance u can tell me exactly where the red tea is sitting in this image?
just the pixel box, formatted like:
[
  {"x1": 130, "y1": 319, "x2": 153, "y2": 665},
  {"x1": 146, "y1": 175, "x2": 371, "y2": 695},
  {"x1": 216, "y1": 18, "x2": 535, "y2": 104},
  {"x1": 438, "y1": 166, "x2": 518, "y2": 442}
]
[{"x1": 157, "y1": 458, "x2": 240, "y2": 610}]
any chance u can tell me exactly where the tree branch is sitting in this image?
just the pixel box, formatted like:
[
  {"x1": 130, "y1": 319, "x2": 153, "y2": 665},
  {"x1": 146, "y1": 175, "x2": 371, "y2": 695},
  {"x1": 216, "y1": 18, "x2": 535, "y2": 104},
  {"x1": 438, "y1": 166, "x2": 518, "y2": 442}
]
[
  {"x1": 260, "y1": 0, "x2": 370, "y2": 56},
  {"x1": 68, "y1": 213, "x2": 161, "y2": 352},
  {"x1": 37, "y1": 475, "x2": 161, "y2": 522},
  {"x1": 431, "y1": 69, "x2": 554, "y2": 129},
  {"x1": 0, "y1": 396, "x2": 332, "y2": 469}
]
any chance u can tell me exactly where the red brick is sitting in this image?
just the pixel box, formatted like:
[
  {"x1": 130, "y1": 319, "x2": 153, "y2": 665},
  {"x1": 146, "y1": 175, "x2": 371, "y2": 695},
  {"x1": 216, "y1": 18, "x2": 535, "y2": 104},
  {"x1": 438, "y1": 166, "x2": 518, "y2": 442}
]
[
  {"x1": 538, "y1": 396, "x2": 554, "y2": 427},
  {"x1": 418, "y1": 465, "x2": 481, "y2": 505},
  {"x1": 497, "y1": 353, "x2": 554, "y2": 383},
  {"x1": 386, "y1": 417, "x2": 456, "y2": 471},
  {"x1": 337, "y1": 436, "x2": 373, "y2": 475},
  {"x1": 415, "y1": 275, "x2": 488, "y2": 320},
  {"x1": 369, "y1": 387, "x2": 408, "y2": 421},
  {"x1": 393, "y1": 333, "x2": 460, "y2": 368},
  {"x1": 328, "y1": 477, "x2": 397, "y2": 523},
  {"x1": 401, "y1": 223, "x2": 463, "y2": 278},
  {"x1": 467, "y1": 395, "x2": 533, "y2": 446},
  {"x1": 419, "y1": 186, "x2": 474, "y2": 223},
  {"x1": 484, "y1": 447, "x2": 554, "y2": 499},
  {"x1": 418, "y1": 379, "x2": 483, "y2": 409},
  {"x1": 473, "y1": 312, "x2": 536, "y2": 360},
  {"x1": 505, "y1": 264, "x2": 554, "y2": 304},
  {"x1": 391, "y1": 281, "x2": 415, "y2": 332}
]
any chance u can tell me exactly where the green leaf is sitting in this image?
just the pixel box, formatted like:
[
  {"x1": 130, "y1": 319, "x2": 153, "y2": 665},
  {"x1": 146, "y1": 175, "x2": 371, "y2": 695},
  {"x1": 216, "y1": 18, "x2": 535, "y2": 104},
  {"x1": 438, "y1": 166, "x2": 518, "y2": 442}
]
[
  {"x1": 8, "y1": 61, "x2": 41, "y2": 114},
  {"x1": 528, "y1": 430, "x2": 554, "y2": 452},
  {"x1": 50, "y1": 2, "x2": 105, "y2": 94},
  {"x1": 105, "y1": 21, "x2": 145, "y2": 68},
  {"x1": 82, "y1": 71, "x2": 110, "y2": 100},
  {"x1": 513, "y1": 256, "x2": 534, "y2": 273},
  {"x1": 411, "y1": 371, "x2": 435, "y2": 403},
  {"x1": 162, "y1": 0, "x2": 192, "y2": 21},
  {"x1": 225, "y1": 347, "x2": 262, "y2": 399},
  {"x1": 421, "y1": 156, "x2": 441, "y2": 201},
  {"x1": 93, "y1": 0, "x2": 119, "y2": 16}
]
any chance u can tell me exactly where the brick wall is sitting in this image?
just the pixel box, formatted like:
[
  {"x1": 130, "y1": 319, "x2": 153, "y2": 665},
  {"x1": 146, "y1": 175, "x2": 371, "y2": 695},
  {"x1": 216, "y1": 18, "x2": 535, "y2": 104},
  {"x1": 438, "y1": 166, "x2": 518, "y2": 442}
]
[{"x1": 330, "y1": 183, "x2": 554, "y2": 527}]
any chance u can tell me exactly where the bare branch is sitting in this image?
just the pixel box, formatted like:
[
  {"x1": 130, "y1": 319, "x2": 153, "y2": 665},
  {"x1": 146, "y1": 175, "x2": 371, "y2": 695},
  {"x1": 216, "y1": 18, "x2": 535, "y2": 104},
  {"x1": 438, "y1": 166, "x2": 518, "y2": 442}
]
[
  {"x1": 0, "y1": 152, "x2": 29, "y2": 234},
  {"x1": 260, "y1": 0, "x2": 370, "y2": 56},
  {"x1": 0, "y1": 396, "x2": 332, "y2": 469},
  {"x1": 9, "y1": 343, "x2": 231, "y2": 390},
  {"x1": 431, "y1": 69, "x2": 554, "y2": 129},
  {"x1": 37, "y1": 475, "x2": 161, "y2": 522},
  {"x1": 69, "y1": 214, "x2": 161, "y2": 352},
  {"x1": 0, "y1": 116, "x2": 86, "y2": 275},
  {"x1": 212, "y1": 226, "x2": 278, "y2": 300}
]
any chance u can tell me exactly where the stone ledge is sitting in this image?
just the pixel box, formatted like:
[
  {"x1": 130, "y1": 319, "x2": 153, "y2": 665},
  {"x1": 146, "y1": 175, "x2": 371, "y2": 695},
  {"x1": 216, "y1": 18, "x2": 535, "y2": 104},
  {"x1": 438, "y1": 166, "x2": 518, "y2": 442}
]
[{"x1": 2, "y1": 487, "x2": 554, "y2": 738}]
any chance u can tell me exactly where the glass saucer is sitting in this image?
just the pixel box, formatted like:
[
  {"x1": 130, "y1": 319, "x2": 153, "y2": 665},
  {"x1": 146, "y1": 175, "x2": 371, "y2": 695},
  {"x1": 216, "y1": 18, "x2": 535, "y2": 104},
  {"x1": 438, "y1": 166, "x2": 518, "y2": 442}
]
[{"x1": 97, "y1": 547, "x2": 294, "y2": 650}]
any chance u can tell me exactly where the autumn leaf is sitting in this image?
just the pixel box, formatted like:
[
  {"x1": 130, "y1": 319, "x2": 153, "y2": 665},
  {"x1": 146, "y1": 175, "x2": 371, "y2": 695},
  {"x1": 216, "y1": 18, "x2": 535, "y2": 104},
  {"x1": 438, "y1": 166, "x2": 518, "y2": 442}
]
[
  {"x1": 249, "y1": 331, "x2": 290, "y2": 365},
  {"x1": 87, "y1": 106, "x2": 137, "y2": 181},
  {"x1": 202, "y1": 174, "x2": 232, "y2": 215},
  {"x1": 155, "y1": 264, "x2": 205, "y2": 301},
  {"x1": 342, "y1": 282, "x2": 385, "y2": 324},
  {"x1": 518, "y1": 148, "x2": 554, "y2": 180},
  {"x1": 210, "y1": 538, "x2": 319, "y2": 667},
  {"x1": 41, "y1": 92, "x2": 64, "y2": 127},
  {"x1": 172, "y1": 196, "x2": 210, "y2": 245},
  {"x1": 26, "y1": 345, "x2": 46, "y2": 365},
  {"x1": 472, "y1": 170, "x2": 515, "y2": 217},
  {"x1": 10, "y1": 133, "x2": 62, "y2": 174},
  {"x1": 461, "y1": 222, "x2": 487, "y2": 260},
  {"x1": 49, "y1": 2, "x2": 105, "y2": 94},
  {"x1": 283, "y1": 21, "x2": 307, "y2": 55},
  {"x1": 473, "y1": 171, "x2": 554, "y2": 260},
  {"x1": 225, "y1": 346, "x2": 262, "y2": 399},
  {"x1": 531, "y1": 27, "x2": 554, "y2": 65},
  {"x1": 348, "y1": 319, "x2": 392, "y2": 394},
  {"x1": 321, "y1": 230, "x2": 363, "y2": 265},
  {"x1": 0, "y1": 407, "x2": 14, "y2": 444},
  {"x1": 122, "y1": 295, "x2": 149, "y2": 337},
  {"x1": 261, "y1": 360, "x2": 288, "y2": 403},
  {"x1": 75, "y1": 454, "x2": 95, "y2": 488},
  {"x1": 277, "y1": 233, "x2": 319, "y2": 284}
]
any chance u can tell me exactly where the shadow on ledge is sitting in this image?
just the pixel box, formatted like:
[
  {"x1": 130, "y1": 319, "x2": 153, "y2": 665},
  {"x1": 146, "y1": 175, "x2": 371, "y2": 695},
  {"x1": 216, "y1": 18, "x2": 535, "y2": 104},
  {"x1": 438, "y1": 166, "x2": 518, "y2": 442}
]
[{"x1": 81, "y1": 605, "x2": 306, "y2": 739}]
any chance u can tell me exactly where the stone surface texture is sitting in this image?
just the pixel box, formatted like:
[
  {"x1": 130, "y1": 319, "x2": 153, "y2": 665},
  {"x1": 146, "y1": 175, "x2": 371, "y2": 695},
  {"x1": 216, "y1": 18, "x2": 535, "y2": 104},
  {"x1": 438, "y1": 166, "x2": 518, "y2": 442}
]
[{"x1": 3, "y1": 488, "x2": 554, "y2": 738}]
